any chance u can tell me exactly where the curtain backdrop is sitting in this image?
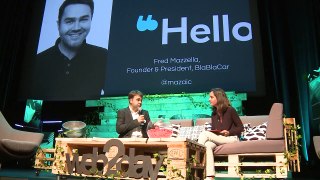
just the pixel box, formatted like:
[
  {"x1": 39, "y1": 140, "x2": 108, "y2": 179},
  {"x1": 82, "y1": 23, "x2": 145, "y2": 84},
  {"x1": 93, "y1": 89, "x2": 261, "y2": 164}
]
[
  {"x1": 259, "y1": 0, "x2": 320, "y2": 161},
  {"x1": 0, "y1": 0, "x2": 33, "y2": 120}
]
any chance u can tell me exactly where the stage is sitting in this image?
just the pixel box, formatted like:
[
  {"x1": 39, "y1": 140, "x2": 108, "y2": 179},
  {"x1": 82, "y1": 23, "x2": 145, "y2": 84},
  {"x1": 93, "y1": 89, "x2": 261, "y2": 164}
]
[{"x1": 1, "y1": 167, "x2": 320, "y2": 180}]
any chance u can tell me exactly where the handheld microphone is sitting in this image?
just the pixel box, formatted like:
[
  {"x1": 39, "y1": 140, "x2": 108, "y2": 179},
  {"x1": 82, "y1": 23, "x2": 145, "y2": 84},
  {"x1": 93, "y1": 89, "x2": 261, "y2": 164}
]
[{"x1": 138, "y1": 107, "x2": 146, "y2": 125}]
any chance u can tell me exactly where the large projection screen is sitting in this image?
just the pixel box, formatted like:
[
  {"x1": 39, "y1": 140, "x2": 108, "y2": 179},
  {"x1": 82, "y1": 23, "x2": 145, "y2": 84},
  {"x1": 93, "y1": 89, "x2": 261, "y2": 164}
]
[{"x1": 19, "y1": 0, "x2": 265, "y2": 100}]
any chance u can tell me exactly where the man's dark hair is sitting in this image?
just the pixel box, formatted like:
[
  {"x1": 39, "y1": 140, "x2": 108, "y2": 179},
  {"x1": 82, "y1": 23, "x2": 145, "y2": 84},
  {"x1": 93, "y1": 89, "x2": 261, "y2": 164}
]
[
  {"x1": 58, "y1": 0, "x2": 94, "y2": 23},
  {"x1": 128, "y1": 90, "x2": 144, "y2": 100}
]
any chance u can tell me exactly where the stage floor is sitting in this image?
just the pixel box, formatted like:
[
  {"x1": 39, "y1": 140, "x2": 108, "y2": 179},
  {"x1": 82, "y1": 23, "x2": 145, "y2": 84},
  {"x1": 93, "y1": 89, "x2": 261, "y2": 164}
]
[
  {"x1": 0, "y1": 167, "x2": 320, "y2": 180},
  {"x1": 0, "y1": 168, "x2": 55, "y2": 180}
]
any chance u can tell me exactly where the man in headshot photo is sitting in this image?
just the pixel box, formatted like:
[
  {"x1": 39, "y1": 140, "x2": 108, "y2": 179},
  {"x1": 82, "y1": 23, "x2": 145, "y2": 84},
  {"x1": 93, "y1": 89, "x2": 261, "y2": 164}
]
[{"x1": 32, "y1": 0, "x2": 109, "y2": 100}]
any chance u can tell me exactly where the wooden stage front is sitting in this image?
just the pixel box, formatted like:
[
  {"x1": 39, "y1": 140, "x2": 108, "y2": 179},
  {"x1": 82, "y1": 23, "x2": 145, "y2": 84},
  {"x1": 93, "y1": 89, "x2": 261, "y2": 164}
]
[{"x1": 35, "y1": 137, "x2": 206, "y2": 180}]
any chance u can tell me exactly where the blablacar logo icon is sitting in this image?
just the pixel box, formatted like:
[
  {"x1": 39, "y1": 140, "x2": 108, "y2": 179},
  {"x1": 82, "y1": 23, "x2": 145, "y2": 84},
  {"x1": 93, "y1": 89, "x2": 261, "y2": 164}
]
[{"x1": 136, "y1": 15, "x2": 158, "y2": 31}]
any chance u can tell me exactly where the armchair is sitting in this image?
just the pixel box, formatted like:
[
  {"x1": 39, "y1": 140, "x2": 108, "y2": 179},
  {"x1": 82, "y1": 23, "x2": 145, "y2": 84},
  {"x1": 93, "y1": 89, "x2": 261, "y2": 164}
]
[
  {"x1": 314, "y1": 136, "x2": 320, "y2": 159},
  {"x1": 0, "y1": 111, "x2": 44, "y2": 168}
]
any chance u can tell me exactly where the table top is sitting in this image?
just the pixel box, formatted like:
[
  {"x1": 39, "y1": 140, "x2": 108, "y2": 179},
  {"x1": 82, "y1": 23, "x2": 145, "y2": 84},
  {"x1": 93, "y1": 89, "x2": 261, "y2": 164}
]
[{"x1": 55, "y1": 137, "x2": 205, "y2": 147}]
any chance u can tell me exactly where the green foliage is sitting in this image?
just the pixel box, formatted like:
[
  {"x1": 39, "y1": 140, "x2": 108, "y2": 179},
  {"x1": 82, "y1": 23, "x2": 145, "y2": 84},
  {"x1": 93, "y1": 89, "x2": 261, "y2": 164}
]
[
  {"x1": 283, "y1": 120, "x2": 301, "y2": 161},
  {"x1": 153, "y1": 152, "x2": 200, "y2": 180}
]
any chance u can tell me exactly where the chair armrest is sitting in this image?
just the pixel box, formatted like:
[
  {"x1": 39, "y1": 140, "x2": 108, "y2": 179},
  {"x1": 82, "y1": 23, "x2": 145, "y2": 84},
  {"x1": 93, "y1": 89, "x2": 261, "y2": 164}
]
[{"x1": 10, "y1": 129, "x2": 44, "y2": 145}]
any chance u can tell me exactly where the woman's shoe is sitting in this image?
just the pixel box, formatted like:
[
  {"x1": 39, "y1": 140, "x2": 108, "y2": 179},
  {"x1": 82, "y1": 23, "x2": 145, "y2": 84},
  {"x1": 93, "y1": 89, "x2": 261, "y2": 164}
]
[{"x1": 204, "y1": 177, "x2": 214, "y2": 180}]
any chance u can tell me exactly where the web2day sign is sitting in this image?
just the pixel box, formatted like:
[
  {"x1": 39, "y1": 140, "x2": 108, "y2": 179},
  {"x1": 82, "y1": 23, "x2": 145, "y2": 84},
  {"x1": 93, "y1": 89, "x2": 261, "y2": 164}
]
[{"x1": 65, "y1": 139, "x2": 165, "y2": 179}]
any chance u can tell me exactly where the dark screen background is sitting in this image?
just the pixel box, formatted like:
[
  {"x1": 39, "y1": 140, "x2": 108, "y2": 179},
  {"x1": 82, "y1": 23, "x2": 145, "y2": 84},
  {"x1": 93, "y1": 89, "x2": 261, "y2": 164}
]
[
  {"x1": 19, "y1": 0, "x2": 265, "y2": 100},
  {"x1": 104, "y1": 0, "x2": 264, "y2": 97}
]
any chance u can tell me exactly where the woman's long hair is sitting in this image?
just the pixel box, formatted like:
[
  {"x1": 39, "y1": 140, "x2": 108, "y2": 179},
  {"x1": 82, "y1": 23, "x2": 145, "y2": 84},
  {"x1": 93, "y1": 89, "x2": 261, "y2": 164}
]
[{"x1": 211, "y1": 88, "x2": 230, "y2": 114}]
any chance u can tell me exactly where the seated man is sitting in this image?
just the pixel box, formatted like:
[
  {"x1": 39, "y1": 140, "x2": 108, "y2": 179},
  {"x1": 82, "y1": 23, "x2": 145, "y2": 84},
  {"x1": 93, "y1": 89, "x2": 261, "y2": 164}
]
[{"x1": 116, "y1": 90, "x2": 160, "y2": 138}]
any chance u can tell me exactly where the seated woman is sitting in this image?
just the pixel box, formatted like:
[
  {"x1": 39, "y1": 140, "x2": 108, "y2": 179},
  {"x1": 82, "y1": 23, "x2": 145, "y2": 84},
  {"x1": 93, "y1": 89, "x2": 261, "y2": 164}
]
[{"x1": 198, "y1": 88, "x2": 244, "y2": 180}]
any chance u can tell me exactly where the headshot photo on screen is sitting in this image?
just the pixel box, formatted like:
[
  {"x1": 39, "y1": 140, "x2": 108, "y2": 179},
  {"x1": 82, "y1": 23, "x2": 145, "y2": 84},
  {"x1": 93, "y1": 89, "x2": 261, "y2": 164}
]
[{"x1": 31, "y1": 0, "x2": 112, "y2": 101}]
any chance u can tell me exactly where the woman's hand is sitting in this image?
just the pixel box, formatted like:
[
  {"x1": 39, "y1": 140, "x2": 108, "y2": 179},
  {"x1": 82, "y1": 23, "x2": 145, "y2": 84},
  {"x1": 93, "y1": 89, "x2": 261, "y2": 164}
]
[{"x1": 220, "y1": 130, "x2": 230, "y2": 136}]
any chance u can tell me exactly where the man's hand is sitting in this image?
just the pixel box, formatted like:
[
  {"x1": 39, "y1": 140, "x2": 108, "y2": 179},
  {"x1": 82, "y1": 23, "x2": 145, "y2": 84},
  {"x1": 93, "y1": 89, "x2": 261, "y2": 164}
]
[
  {"x1": 153, "y1": 120, "x2": 163, "y2": 127},
  {"x1": 137, "y1": 115, "x2": 145, "y2": 124}
]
